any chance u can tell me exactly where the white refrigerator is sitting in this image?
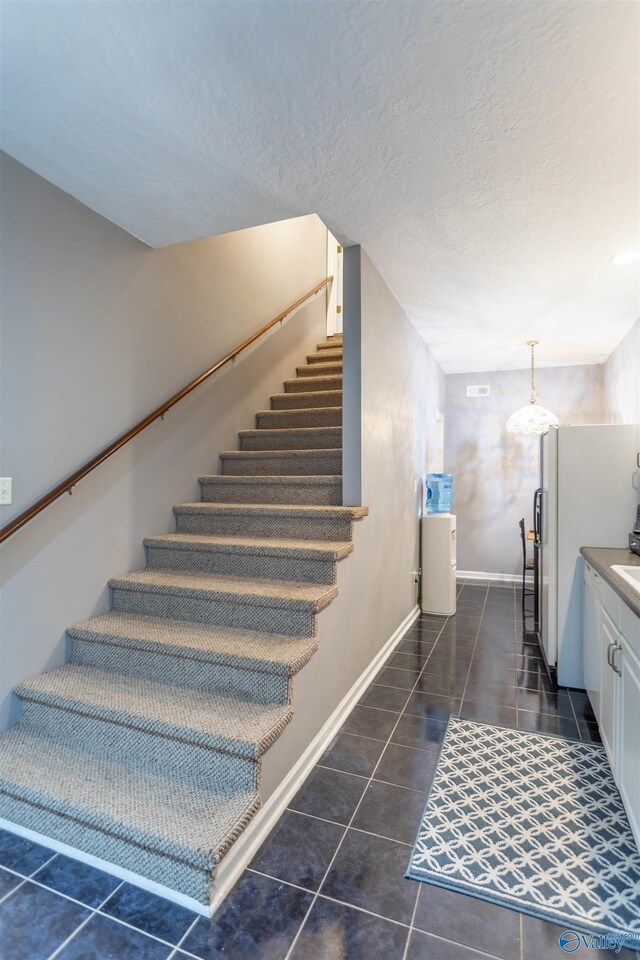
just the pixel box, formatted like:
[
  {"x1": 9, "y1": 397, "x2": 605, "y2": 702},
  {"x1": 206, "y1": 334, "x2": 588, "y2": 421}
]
[{"x1": 539, "y1": 424, "x2": 640, "y2": 688}]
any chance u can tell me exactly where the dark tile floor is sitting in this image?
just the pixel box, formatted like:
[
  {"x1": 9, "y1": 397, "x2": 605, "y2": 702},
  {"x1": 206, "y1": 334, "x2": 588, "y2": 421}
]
[{"x1": 1, "y1": 580, "x2": 637, "y2": 960}]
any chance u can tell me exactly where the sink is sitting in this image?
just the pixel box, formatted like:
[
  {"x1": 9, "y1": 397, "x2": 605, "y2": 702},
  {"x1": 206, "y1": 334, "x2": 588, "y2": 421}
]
[{"x1": 612, "y1": 565, "x2": 640, "y2": 594}]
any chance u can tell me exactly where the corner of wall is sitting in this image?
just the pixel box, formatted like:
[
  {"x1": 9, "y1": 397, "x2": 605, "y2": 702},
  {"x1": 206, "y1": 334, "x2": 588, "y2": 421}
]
[{"x1": 342, "y1": 246, "x2": 362, "y2": 506}]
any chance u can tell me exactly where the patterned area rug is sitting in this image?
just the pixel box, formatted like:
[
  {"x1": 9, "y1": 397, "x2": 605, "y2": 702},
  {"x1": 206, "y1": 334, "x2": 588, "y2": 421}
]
[{"x1": 407, "y1": 717, "x2": 640, "y2": 941}]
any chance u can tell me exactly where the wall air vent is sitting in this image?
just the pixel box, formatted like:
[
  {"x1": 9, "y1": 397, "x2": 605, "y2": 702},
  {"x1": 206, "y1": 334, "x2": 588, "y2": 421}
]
[{"x1": 466, "y1": 385, "x2": 490, "y2": 397}]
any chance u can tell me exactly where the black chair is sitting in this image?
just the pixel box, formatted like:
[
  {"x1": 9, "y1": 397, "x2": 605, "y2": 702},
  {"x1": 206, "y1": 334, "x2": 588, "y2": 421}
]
[{"x1": 519, "y1": 518, "x2": 535, "y2": 609}]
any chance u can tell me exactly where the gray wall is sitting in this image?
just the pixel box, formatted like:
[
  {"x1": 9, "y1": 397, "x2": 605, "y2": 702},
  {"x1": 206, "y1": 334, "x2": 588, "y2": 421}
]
[
  {"x1": 444, "y1": 364, "x2": 607, "y2": 575},
  {"x1": 261, "y1": 247, "x2": 446, "y2": 798},
  {"x1": 0, "y1": 154, "x2": 328, "y2": 730},
  {"x1": 0, "y1": 158, "x2": 446, "y2": 809},
  {"x1": 603, "y1": 318, "x2": 640, "y2": 424}
]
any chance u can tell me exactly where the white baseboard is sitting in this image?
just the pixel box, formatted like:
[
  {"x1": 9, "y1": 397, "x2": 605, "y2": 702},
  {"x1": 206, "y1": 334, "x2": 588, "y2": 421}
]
[
  {"x1": 0, "y1": 604, "x2": 420, "y2": 919},
  {"x1": 208, "y1": 603, "x2": 420, "y2": 915},
  {"x1": 457, "y1": 570, "x2": 533, "y2": 585},
  {"x1": 0, "y1": 815, "x2": 210, "y2": 916}
]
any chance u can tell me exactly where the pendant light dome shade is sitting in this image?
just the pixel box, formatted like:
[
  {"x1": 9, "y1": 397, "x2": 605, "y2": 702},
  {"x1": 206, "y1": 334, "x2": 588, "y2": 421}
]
[
  {"x1": 507, "y1": 340, "x2": 559, "y2": 435},
  {"x1": 506, "y1": 403, "x2": 559, "y2": 435}
]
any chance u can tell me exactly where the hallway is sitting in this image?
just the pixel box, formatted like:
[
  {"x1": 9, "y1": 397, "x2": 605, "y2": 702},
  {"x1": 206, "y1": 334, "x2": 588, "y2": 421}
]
[{"x1": 0, "y1": 581, "x2": 634, "y2": 960}]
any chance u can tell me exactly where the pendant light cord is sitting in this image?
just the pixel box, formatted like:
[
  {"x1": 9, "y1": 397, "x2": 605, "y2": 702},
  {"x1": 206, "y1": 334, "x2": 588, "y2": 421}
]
[{"x1": 528, "y1": 339, "x2": 539, "y2": 405}]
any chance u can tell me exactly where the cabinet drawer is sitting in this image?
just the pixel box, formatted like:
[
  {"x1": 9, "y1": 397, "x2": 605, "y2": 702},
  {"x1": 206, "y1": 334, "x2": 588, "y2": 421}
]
[
  {"x1": 619, "y1": 602, "x2": 640, "y2": 662},
  {"x1": 593, "y1": 572, "x2": 621, "y2": 627}
]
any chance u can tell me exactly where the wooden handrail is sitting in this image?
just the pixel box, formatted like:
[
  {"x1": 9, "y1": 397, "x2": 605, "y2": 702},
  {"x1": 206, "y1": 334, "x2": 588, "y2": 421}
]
[{"x1": 0, "y1": 277, "x2": 333, "y2": 544}]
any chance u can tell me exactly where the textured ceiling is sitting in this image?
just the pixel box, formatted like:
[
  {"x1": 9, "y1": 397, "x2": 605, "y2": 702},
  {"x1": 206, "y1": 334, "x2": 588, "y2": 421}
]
[{"x1": 1, "y1": 1, "x2": 639, "y2": 372}]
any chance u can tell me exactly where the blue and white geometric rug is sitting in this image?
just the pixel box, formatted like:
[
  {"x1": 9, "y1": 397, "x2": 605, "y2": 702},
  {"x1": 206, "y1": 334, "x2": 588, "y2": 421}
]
[{"x1": 407, "y1": 717, "x2": 640, "y2": 944}]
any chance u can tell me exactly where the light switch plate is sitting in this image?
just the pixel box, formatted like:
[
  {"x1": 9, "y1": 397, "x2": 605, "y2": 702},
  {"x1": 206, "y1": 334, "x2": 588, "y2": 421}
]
[{"x1": 0, "y1": 478, "x2": 12, "y2": 505}]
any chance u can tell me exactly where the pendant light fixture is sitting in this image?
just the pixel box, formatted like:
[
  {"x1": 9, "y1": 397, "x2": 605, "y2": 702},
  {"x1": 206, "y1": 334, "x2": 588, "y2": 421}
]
[{"x1": 506, "y1": 340, "x2": 559, "y2": 435}]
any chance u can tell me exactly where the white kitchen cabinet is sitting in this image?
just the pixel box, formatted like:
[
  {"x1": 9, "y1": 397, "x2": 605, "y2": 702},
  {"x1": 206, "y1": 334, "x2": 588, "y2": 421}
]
[
  {"x1": 619, "y1": 639, "x2": 640, "y2": 846},
  {"x1": 583, "y1": 561, "x2": 640, "y2": 850},
  {"x1": 599, "y1": 608, "x2": 620, "y2": 773}
]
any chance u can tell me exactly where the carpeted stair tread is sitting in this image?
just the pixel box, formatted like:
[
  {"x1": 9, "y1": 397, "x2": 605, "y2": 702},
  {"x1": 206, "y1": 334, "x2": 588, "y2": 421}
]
[
  {"x1": 0, "y1": 726, "x2": 259, "y2": 871},
  {"x1": 296, "y1": 362, "x2": 342, "y2": 377},
  {"x1": 270, "y1": 389, "x2": 342, "y2": 410},
  {"x1": 173, "y1": 502, "x2": 363, "y2": 539},
  {"x1": 175, "y1": 503, "x2": 367, "y2": 520},
  {"x1": 256, "y1": 407, "x2": 342, "y2": 429},
  {"x1": 306, "y1": 350, "x2": 342, "y2": 364},
  {"x1": 109, "y1": 567, "x2": 338, "y2": 610},
  {"x1": 283, "y1": 374, "x2": 342, "y2": 393},
  {"x1": 239, "y1": 426, "x2": 341, "y2": 450},
  {"x1": 68, "y1": 611, "x2": 318, "y2": 675},
  {"x1": 316, "y1": 338, "x2": 342, "y2": 350},
  {"x1": 219, "y1": 449, "x2": 342, "y2": 476},
  {"x1": 16, "y1": 664, "x2": 292, "y2": 758},
  {"x1": 198, "y1": 475, "x2": 343, "y2": 506},
  {"x1": 143, "y1": 532, "x2": 353, "y2": 561},
  {"x1": 199, "y1": 475, "x2": 342, "y2": 487}
]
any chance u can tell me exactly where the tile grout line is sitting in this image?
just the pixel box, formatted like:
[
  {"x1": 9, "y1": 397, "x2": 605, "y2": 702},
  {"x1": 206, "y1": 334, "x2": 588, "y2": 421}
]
[
  {"x1": 45, "y1": 880, "x2": 125, "y2": 960},
  {"x1": 0, "y1": 875, "x2": 27, "y2": 908},
  {"x1": 0, "y1": 849, "x2": 59, "y2": 906},
  {"x1": 7, "y1": 869, "x2": 123, "y2": 915},
  {"x1": 248, "y1": 866, "x2": 414, "y2": 929},
  {"x1": 282, "y1": 808, "x2": 417, "y2": 844},
  {"x1": 402, "y1": 871, "x2": 422, "y2": 960},
  {"x1": 166, "y1": 914, "x2": 202, "y2": 960},
  {"x1": 41, "y1": 876, "x2": 204, "y2": 960},
  {"x1": 520, "y1": 912, "x2": 524, "y2": 960},
  {"x1": 458, "y1": 584, "x2": 491, "y2": 709},
  {"x1": 282, "y1": 614, "x2": 451, "y2": 960}
]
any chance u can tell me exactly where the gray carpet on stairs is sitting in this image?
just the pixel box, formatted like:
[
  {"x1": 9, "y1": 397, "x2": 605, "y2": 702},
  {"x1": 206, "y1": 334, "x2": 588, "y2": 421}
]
[{"x1": 0, "y1": 334, "x2": 367, "y2": 906}]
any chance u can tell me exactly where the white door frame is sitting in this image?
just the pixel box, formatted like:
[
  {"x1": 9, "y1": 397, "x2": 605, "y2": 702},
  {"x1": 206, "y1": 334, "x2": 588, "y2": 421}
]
[{"x1": 326, "y1": 231, "x2": 343, "y2": 336}]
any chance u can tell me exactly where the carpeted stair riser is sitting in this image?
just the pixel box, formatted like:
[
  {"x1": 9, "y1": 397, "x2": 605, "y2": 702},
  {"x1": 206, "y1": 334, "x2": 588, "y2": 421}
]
[
  {"x1": 220, "y1": 450, "x2": 342, "y2": 477},
  {"x1": 19, "y1": 699, "x2": 260, "y2": 794},
  {"x1": 270, "y1": 390, "x2": 342, "y2": 410},
  {"x1": 199, "y1": 475, "x2": 342, "y2": 505},
  {"x1": 173, "y1": 506, "x2": 354, "y2": 542},
  {"x1": 71, "y1": 639, "x2": 293, "y2": 705},
  {"x1": 256, "y1": 407, "x2": 341, "y2": 429},
  {"x1": 316, "y1": 337, "x2": 342, "y2": 350},
  {"x1": 283, "y1": 375, "x2": 342, "y2": 394},
  {"x1": 144, "y1": 544, "x2": 341, "y2": 585},
  {"x1": 239, "y1": 427, "x2": 342, "y2": 451},
  {"x1": 295, "y1": 363, "x2": 342, "y2": 378},
  {"x1": 0, "y1": 791, "x2": 215, "y2": 903},
  {"x1": 306, "y1": 350, "x2": 342, "y2": 364},
  {"x1": 111, "y1": 586, "x2": 322, "y2": 637}
]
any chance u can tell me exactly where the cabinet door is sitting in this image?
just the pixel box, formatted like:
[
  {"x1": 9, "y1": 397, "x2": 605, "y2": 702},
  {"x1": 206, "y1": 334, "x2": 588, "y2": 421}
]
[
  {"x1": 583, "y1": 567, "x2": 601, "y2": 722},
  {"x1": 619, "y1": 641, "x2": 640, "y2": 849},
  {"x1": 599, "y1": 609, "x2": 619, "y2": 771}
]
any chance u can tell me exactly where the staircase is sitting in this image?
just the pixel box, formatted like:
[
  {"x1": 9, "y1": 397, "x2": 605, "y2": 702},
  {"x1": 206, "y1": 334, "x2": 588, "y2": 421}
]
[{"x1": 0, "y1": 334, "x2": 367, "y2": 906}]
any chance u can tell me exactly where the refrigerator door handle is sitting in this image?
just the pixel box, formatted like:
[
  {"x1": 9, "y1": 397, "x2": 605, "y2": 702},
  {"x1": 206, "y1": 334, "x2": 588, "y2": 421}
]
[{"x1": 533, "y1": 487, "x2": 542, "y2": 541}]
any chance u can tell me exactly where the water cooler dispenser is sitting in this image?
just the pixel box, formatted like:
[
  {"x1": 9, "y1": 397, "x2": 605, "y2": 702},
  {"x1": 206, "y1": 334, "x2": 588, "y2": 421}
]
[{"x1": 421, "y1": 475, "x2": 456, "y2": 616}]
